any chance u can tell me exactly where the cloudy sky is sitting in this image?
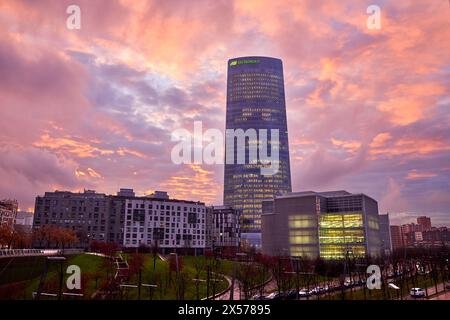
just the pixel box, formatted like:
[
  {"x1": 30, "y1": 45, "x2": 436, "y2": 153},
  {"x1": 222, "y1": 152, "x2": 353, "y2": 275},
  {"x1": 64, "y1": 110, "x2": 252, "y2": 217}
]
[{"x1": 0, "y1": 0, "x2": 449, "y2": 225}]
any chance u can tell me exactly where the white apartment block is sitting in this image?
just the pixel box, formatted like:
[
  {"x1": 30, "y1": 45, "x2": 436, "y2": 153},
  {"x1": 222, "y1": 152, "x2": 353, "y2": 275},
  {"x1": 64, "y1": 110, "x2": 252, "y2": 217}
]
[{"x1": 123, "y1": 197, "x2": 208, "y2": 250}]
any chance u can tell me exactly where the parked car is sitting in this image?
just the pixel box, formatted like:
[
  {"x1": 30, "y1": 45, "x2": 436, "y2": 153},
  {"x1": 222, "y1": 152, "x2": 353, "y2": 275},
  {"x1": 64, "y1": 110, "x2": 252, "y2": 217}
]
[
  {"x1": 410, "y1": 288, "x2": 426, "y2": 298},
  {"x1": 311, "y1": 286, "x2": 326, "y2": 295},
  {"x1": 266, "y1": 291, "x2": 286, "y2": 300},
  {"x1": 250, "y1": 294, "x2": 267, "y2": 300},
  {"x1": 286, "y1": 289, "x2": 299, "y2": 300},
  {"x1": 343, "y1": 280, "x2": 353, "y2": 288},
  {"x1": 298, "y1": 289, "x2": 311, "y2": 297}
]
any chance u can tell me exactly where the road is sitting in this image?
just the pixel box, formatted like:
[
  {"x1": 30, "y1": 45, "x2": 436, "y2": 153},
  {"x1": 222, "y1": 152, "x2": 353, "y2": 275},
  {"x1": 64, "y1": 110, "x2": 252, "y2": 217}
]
[
  {"x1": 404, "y1": 283, "x2": 447, "y2": 300},
  {"x1": 430, "y1": 290, "x2": 450, "y2": 300}
]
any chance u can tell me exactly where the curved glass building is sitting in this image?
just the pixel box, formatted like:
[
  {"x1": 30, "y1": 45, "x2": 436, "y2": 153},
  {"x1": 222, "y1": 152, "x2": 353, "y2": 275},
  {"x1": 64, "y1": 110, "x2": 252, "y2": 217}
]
[{"x1": 223, "y1": 56, "x2": 292, "y2": 247}]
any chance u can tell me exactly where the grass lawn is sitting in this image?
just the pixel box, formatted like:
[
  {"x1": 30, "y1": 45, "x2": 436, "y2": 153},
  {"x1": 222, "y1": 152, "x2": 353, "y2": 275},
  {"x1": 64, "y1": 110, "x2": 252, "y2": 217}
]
[
  {"x1": 21, "y1": 253, "x2": 105, "y2": 300},
  {"x1": 120, "y1": 254, "x2": 231, "y2": 300},
  {"x1": 0, "y1": 256, "x2": 48, "y2": 285},
  {"x1": 1, "y1": 253, "x2": 236, "y2": 300}
]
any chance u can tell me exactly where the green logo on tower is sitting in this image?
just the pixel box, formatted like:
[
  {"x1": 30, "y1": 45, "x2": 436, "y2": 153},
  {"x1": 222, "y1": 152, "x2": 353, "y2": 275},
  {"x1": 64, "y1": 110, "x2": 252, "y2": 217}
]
[{"x1": 229, "y1": 59, "x2": 259, "y2": 67}]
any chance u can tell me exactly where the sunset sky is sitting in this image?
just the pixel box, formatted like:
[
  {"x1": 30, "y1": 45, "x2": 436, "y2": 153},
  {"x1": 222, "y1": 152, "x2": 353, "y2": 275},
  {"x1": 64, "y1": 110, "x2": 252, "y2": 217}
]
[{"x1": 0, "y1": 0, "x2": 449, "y2": 225}]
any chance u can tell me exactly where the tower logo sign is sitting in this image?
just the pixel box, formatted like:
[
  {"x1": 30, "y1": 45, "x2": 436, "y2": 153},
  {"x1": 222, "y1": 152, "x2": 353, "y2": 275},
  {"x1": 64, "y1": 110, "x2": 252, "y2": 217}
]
[{"x1": 229, "y1": 59, "x2": 260, "y2": 67}]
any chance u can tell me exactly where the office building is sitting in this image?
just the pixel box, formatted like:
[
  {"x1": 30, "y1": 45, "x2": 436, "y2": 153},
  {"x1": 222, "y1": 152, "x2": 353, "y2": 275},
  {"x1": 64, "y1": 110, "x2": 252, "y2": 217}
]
[
  {"x1": 422, "y1": 227, "x2": 450, "y2": 246},
  {"x1": 122, "y1": 192, "x2": 208, "y2": 254},
  {"x1": 224, "y1": 56, "x2": 292, "y2": 247},
  {"x1": 0, "y1": 199, "x2": 18, "y2": 227},
  {"x1": 378, "y1": 214, "x2": 392, "y2": 255},
  {"x1": 210, "y1": 206, "x2": 241, "y2": 252},
  {"x1": 261, "y1": 191, "x2": 382, "y2": 259},
  {"x1": 400, "y1": 223, "x2": 422, "y2": 247},
  {"x1": 390, "y1": 216, "x2": 448, "y2": 249},
  {"x1": 14, "y1": 211, "x2": 34, "y2": 234},
  {"x1": 33, "y1": 190, "x2": 110, "y2": 247},
  {"x1": 390, "y1": 225, "x2": 403, "y2": 250},
  {"x1": 417, "y1": 216, "x2": 432, "y2": 231},
  {"x1": 33, "y1": 188, "x2": 243, "y2": 254},
  {"x1": 0, "y1": 199, "x2": 18, "y2": 228}
]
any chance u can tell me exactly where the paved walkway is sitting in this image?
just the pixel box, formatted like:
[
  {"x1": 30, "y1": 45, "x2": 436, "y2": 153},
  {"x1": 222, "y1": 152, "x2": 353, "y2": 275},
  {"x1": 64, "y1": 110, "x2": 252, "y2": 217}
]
[
  {"x1": 214, "y1": 275, "x2": 238, "y2": 300},
  {"x1": 430, "y1": 290, "x2": 450, "y2": 300}
]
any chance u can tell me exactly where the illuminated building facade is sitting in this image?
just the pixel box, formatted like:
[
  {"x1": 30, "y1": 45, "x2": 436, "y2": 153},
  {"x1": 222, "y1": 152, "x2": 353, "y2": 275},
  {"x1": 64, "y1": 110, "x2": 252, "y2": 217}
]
[
  {"x1": 261, "y1": 191, "x2": 382, "y2": 259},
  {"x1": 224, "y1": 56, "x2": 292, "y2": 247},
  {"x1": 210, "y1": 206, "x2": 241, "y2": 251},
  {"x1": 0, "y1": 199, "x2": 18, "y2": 228}
]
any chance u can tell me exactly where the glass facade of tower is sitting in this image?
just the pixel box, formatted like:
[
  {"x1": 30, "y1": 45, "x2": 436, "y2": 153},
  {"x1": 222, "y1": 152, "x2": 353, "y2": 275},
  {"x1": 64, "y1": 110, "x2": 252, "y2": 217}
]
[{"x1": 224, "y1": 56, "x2": 292, "y2": 247}]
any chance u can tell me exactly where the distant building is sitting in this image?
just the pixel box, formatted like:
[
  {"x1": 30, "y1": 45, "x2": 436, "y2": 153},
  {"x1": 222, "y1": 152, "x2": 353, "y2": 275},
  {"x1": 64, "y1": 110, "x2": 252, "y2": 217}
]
[
  {"x1": 34, "y1": 189, "x2": 224, "y2": 254},
  {"x1": 210, "y1": 206, "x2": 241, "y2": 252},
  {"x1": 390, "y1": 225, "x2": 403, "y2": 250},
  {"x1": 400, "y1": 223, "x2": 423, "y2": 247},
  {"x1": 379, "y1": 214, "x2": 392, "y2": 255},
  {"x1": 33, "y1": 190, "x2": 110, "y2": 247},
  {"x1": 0, "y1": 199, "x2": 18, "y2": 227},
  {"x1": 14, "y1": 211, "x2": 33, "y2": 234},
  {"x1": 122, "y1": 194, "x2": 208, "y2": 254},
  {"x1": 390, "y1": 216, "x2": 447, "y2": 249},
  {"x1": 15, "y1": 211, "x2": 33, "y2": 226},
  {"x1": 422, "y1": 227, "x2": 450, "y2": 246},
  {"x1": 417, "y1": 216, "x2": 432, "y2": 231},
  {"x1": 261, "y1": 190, "x2": 381, "y2": 259}
]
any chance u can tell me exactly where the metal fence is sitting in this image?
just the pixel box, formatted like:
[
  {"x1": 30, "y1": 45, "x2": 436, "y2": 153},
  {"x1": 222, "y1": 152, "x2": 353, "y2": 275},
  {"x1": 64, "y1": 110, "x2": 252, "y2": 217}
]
[{"x1": 0, "y1": 248, "x2": 83, "y2": 258}]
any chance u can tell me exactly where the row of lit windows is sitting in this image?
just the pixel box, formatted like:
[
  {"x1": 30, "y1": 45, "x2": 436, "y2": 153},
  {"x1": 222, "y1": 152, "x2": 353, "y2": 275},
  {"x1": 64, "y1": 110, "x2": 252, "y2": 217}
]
[
  {"x1": 232, "y1": 72, "x2": 281, "y2": 78},
  {"x1": 319, "y1": 245, "x2": 366, "y2": 260},
  {"x1": 367, "y1": 216, "x2": 379, "y2": 230},
  {"x1": 289, "y1": 231, "x2": 317, "y2": 245},
  {"x1": 320, "y1": 213, "x2": 363, "y2": 229},
  {"x1": 242, "y1": 107, "x2": 281, "y2": 113},
  {"x1": 124, "y1": 239, "x2": 205, "y2": 247},
  {"x1": 288, "y1": 215, "x2": 317, "y2": 228},
  {"x1": 319, "y1": 229, "x2": 365, "y2": 244},
  {"x1": 290, "y1": 245, "x2": 318, "y2": 258}
]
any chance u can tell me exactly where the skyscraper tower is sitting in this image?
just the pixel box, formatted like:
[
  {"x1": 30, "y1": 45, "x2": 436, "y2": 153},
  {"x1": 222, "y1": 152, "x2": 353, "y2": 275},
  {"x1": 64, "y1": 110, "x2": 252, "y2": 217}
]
[{"x1": 223, "y1": 56, "x2": 292, "y2": 247}]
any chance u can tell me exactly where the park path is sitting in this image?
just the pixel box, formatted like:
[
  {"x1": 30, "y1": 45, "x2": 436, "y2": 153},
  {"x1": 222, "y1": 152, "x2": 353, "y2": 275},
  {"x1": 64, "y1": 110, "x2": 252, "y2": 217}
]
[{"x1": 215, "y1": 275, "x2": 242, "y2": 300}]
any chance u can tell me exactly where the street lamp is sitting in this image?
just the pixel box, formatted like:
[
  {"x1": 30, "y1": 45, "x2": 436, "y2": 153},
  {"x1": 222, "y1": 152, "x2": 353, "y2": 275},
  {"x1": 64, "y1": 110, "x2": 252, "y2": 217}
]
[
  {"x1": 230, "y1": 252, "x2": 247, "y2": 301},
  {"x1": 170, "y1": 252, "x2": 180, "y2": 300}
]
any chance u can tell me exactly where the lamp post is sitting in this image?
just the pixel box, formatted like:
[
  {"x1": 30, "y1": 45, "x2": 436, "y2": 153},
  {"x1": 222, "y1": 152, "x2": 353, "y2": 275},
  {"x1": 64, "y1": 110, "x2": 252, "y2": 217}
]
[
  {"x1": 341, "y1": 248, "x2": 353, "y2": 300},
  {"x1": 230, "y1": 252, "x2": 247, "y2": 301},
  {"x1": 170, "y1": 252, "x2": 180, "y2": 300}
]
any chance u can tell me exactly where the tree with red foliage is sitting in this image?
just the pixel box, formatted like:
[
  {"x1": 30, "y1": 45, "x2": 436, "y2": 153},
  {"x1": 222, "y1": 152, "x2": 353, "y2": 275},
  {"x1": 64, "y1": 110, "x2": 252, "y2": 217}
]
[
  {"x1": 128, "y1": 253, "x2": 145, "y2": 276},
  {"x1": 0, "y1": 224, "x2": 14, "y2": 248},
  {"x1": 169, "y1": 254, "x2": 184, "y2": 273},
  {"x1": 90, "y1": 241, "x2": 118, "y2": 257}
]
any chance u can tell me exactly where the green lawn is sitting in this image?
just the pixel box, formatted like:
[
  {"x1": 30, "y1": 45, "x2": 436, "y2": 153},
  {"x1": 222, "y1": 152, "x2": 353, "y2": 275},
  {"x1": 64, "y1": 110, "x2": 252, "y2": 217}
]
[
  {"x1": 121, "y1": 254, "x2": 231, "y2": 300},
  {"x1": 0, "y1": 253, "x2": 105, "y2": 300},
  {"x1": 1, "y1": 253, "x2": 236, "y2": 300},
  {"x1": 0, "y1": 256, "x2": 48, "y2": 285},
  {"x1": 25, "y1": 253, "x2": 105, "y2": 300}
]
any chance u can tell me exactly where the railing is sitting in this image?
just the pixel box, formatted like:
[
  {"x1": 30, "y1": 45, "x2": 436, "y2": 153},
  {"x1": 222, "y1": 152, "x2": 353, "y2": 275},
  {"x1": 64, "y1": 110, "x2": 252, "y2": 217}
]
[{"x1": 0, "y1": 248, "x2": 83, "y2": 258}]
